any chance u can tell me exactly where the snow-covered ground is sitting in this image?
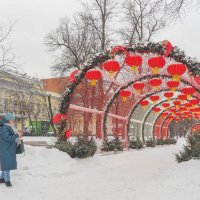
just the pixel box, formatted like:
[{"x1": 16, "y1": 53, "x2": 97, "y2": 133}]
[{"x1": 1, "y1": 138, "x2": 200, "y2": 200}]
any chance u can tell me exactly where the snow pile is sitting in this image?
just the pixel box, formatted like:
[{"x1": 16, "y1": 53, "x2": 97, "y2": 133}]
[
  {"x1": 0, "y1": 139, "x2": 200, "y2": 200},
  {"x1": 176, "y1": 136, "x2": 187, "y2": 151}
]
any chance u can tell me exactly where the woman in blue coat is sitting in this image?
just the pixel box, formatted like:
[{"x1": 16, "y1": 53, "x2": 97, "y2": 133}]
[{"x1": 0, "y1": 113, "x2": 23, "y2": 187}]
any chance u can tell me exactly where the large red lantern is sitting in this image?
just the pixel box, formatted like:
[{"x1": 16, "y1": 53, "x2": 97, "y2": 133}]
[
  {"x1": 140, "y1": 100, "x2": 149, "y2": 109},
  {"x1": 162, "y1": 103, "x2": 170, "y2": 109},
  {"x1": 167, "y1": 81, "x2": 180, "y2": 91},
  {"x1": 178, "y1": 94, "x2": 187, "y2": 104},
  {"x1": 150, "y1": 95, "x2": 159, "y2": 104},
  {"x1": 164, "y1": 92, "x2": 174, "y2": 101},
  {"x1": 181, "y1": 86, "x2": 196, "y2": 100},
  {"x1": 103, "y1": 60, "x2": 120, "y2": 76},
  {"x1": 173, "y1": 100, "x2": 181, "y2": 109},
  {"x1": 153, "y1": 107, "x2": 161, "y2": 113},
  {"x1": 149, "y1": 78, "x2": 162, "y2": 91},
  {"x1": 133, "y1": 82, "x2": 145, "y2": 94},
  {"x1": 125, "y1": 54, "x2": 142, "y2": 72},
  {"x1": 148, "y1": 56, "x2": 165, "y2": 74},
  {"x1": 119, "y1": 90, "x2": 131, "y2": 101},
  {"x1": 167, "y1": 63, "x2": 186, "y2": 82},
  {"x1": 85, "y1": 69, "x2": 102, "y2": 86}
]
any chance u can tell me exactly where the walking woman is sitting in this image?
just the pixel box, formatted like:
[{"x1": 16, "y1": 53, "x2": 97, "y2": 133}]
[{"x1": 0, "y1": 113, "x2": 23, "y2": 187}]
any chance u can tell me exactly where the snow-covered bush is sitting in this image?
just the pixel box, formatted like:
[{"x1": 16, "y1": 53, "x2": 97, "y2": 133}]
[
  {"x1": 156, "y1": 138, "x2": 164, "y2": 145},
  {"x1": 54, "y1": 136, "x2": 97, "y2": 159},
  {"x1": 101, "y1": 136, "x2": 123, "y2": 152},
  {"x1": 145, "y1": 138, "x2": 156, "y2": 147},
  {"x1": 129, "y1": 137, "x2": 144, "y2": 149},
  {"x1": 176, "y1": 134, "x2": 200, "y2": 163}
]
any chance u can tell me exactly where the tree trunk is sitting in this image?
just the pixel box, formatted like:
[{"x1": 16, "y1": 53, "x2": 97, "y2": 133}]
[{"x1": 48, "y1": 94, "x2": 57, "y2": 136}]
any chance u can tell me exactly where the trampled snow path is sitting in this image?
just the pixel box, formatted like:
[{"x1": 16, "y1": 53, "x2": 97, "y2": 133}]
[{"x1": 1, "y1": 141, "x2": 200, "y2": 200}]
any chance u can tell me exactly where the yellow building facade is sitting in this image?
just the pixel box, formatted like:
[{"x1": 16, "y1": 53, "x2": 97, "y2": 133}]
[{"x1": 0, "y1": 70, "x2": 60, "y2": 133}]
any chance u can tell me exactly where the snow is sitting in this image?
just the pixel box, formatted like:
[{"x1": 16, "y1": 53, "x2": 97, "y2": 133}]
[{"x1": 1, "y1": 138, "x2": 200, "y2": 200}]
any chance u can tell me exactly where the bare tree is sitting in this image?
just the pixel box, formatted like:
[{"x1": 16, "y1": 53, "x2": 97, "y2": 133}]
[
  {"x1": 0, "y1": 23, "x2": 17, "y2": 71},
  {"x1": 79, "y1": 0, "x2": 117, "y2": 51},
  {"x1": 164, "y1": 0, "x2": 200, "y2": 20},
  {"x1": 45, "y1": 17, "x2": 96, "y2": 76},
  {"x1": 120, "y1": 0, "x2": 169, "y2": 43}
]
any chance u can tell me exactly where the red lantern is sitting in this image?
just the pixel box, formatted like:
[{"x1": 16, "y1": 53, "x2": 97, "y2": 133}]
[
  {"x1": 175, "y1": 112, "x2": 181, "y2": 116},
  {"x1": 167, "y1": 64, "x2": 186, "y2": 82},
  {"x1": 164, "y1": 92, "x2": 174, "y2": 101},
  {"x1": 153, "y1": 107, "x2": 161, "y2": 113},
  {"x1": 150, "y1": 95, "x2": 160, "y2": 104},
  {"x1": 103, "y1": 60, "x2": 120, "y2": 76},
  {"x1": 133, "y1": 82, "x2": 145, "y2": 94},
  {"x1": 173, "y1": 100, "x2": 181, "y2": 109},
  {"x1": 85, "y1": 69, "x2": 102, "y2": 86},
  {"x1": 149, "y1": 78, "x2": 162, "y2": 91},
  {"x1": 69, "y1": 69, "x2": 79, "y2": 83},
  {"x1": 175, "y1": 117, "x2": 179, "y2": 123},
  {"x1": 167, "y1": 81, "x2": 180, "y2": 92},
  {"x1": 125, "y1": 54, "x2": 142, "y2": 72},
  {"x1": 190, "y1": 107, "x2": 198, "y2": 114},
  {"x1": 65, "y1": 129, "x2": 70, "y2": 139},
  {"x1": 179, "y1": 106, "x2": 187, "y2": 112},
  {"x1": 119, "y1": 90, "x2": 131, "y2": 101},
  {"x1": 162, "y1": 112, "x2": 169, "y2": 118},
  {"x1": 170, "y1": 108, "x2": 176, "y2": 113},
  {"x1": 188, "y1": 114, "x2": 193, "y2": 120},
  {"x1": 194, "y1": 115, "x2": 199, "y2": 120},
  {"x1": 148, "y1": 56, "x2": 165, "y2": 74},
  {"x1": 178, "y1": 94, "x2": 187, "y2": 104},
  {"x1": 184, "y1": 102, "x2": 192, "y2": 110},
  {"x1": 184, "y1": 111, "x2": 191, "y2": 116},
  {"x1": 181, "y1": 86, "x2": 196, "y2": 100},
  {"x1": 190, "y1": 99, "x2": 200, "y2": 107},
  {"x1": 162, "y1": 103, "x2": 170, "y2": 109},
  {"x1": 195, "y1": 107, "x2": 200, "y2": 114},
  {"x1": 168, "y1": 115, "x2": 174, "y2": 121},
  {"x1": 140, "y1": 100, "x2": 149, "y2": 109},
  {"x1": 53, "y1": 113, "x2": 67, "y2": 125}
]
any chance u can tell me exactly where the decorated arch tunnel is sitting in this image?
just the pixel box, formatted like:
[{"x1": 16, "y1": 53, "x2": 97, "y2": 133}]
[{"x1": 52, "y1": 40, "x2": 200, "y2": 143}]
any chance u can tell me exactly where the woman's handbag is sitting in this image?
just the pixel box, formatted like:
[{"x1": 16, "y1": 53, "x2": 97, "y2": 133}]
[{"x1": 16, "y1": 139, "x2": 25, "y2": 154}]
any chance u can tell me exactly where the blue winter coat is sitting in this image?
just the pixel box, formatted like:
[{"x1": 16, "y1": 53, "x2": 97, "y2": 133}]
[{"x1": 0, "y1": 125, "x2": 19, "y2": 171}]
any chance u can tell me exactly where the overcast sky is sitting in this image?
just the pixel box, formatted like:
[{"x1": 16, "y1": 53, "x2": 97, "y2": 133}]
[{"x1": 0, "y1": 0, "x2": 200, "y2": 78}]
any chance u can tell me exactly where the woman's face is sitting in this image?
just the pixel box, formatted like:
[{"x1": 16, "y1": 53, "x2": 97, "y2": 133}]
[{"x1": 9, "y1": 120, "x2": 15, "y2": 125}]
